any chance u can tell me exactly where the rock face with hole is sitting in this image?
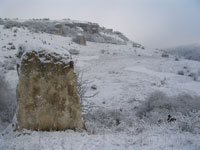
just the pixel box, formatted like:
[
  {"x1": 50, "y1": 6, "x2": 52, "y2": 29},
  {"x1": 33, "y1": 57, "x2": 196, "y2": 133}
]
[{"x1": 16, "y1": 48, "x2": 85, "y2": 130}]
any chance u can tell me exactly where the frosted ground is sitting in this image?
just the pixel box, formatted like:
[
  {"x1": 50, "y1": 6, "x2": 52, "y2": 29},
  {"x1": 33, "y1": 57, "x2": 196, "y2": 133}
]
[{"x1": 0, "y1": 23, "x2": 200, "y2": 150}]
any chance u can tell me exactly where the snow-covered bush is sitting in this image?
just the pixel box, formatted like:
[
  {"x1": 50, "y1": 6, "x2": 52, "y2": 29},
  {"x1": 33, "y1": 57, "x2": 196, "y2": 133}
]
[
  {"x1": 168, "y1": 43, "x2": 200, "y2": 61},
  {"x1": 0, "y1": 73, "x2": 16, "y2": 124},
  {"x1": 189, "y1": 69, "x2": 200, "y2": 81},
  {"x1": 0, "y1": 18, "x2": 4, "y2": 25},
  {"x1": 177, "y1": 111, "x2": 200, "y2": 133},
  {"x1": 83, "y1": 108, "x2": 144, "y2": 134},
  {"x1": 161, "y1": 53, "x2": 169, "y2": 58},
  {"x1": 3, "y1": 57, "x2": 16, "y2": 70},
  {"x1": 85, "y1": 109, "x2": 123, "y2": 128},
  {"x1": 136, "y1": 91, "x2": 200, "y2": 133},
  {"x1": 83, "y1": 108, "x2": 132, "y2": 133},
  {"x1": 137, "y1": 91, "x2": 200, "y2": 121},
  {"x1": 3, "y1": 20, "x2": 22, "y2": 29}
]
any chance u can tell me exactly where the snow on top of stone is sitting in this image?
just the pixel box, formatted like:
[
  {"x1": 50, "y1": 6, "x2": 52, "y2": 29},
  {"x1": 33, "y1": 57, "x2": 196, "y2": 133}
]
[
  {"x1": 16, "y1": 43, "x2": 71, "y2": 66},
  {"x1": 16, "y1": 43, "x2": 72, "y2": 75}
]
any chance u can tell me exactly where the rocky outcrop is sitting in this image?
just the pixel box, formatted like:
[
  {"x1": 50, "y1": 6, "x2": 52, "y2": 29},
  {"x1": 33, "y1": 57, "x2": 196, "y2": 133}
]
[
  {"x1": 16, "y1": 48, "x2": 85, "y2": 131},
  {"x1": 2, "y1": 19, "x2": 131, "y2": 45},
  {"x1": 74, "y1": 22, "x2": 99, "y2": 34}
]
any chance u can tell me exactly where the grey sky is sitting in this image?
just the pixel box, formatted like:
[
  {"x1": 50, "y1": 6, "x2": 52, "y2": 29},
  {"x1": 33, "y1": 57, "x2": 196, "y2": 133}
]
[{"x1": 0, "y1": 0, "x2": 200, "y2": 48}]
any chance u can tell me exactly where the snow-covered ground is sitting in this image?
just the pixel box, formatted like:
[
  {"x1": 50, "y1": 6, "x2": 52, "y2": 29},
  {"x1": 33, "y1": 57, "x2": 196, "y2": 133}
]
[{"x1": 0, "y1": 24, "x2": 200, "y2": 150}]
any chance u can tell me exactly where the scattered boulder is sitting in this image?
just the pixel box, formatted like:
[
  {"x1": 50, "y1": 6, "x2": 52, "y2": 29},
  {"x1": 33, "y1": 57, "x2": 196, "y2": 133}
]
[
  {"x1": 2, "y1": 45, "x2": 6, "y2": 49},
  {"x1": 177, "y1": 70, "x2": 184, "y2": 75},
  {"x1": 100, "y1": 49, "x2": 106, "y2": 54},
  {"x1": 91, "y1": 84, "x2": 97, "y2": 90},
  {"x1": 175, "y1": 57, "x2": 179, "y2": 61},
  {"x1": 73, "y1": 34, "x2": 86, "y2": 46},
  {"x1": 10, "y1": 45, "x2": 16, "y2": 50},
  {"x1": 162, "y1": 53, "x2": 169, "y2": 58},
  {"x1": 16, "y1": 47, "x2": 85, "y2": 131},
  {"x1": 69, "y1": 49, "x2": 79, "y2": 55},
  {"x1": 13, "y1": 28, "x2": 18, "y2": 33}
]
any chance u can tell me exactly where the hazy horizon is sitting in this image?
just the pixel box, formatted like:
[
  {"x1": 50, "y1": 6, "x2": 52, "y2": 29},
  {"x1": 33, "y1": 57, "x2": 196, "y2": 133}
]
[{"x1": 0, "y1": 0, "x2": 200, "y2": 48}]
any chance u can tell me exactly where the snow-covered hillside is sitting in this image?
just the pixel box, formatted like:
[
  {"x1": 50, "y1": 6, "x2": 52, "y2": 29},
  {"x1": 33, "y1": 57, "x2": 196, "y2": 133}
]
[
  {"x1": 0, "y1": 18, "x2": 131, "y2": 45},
  {"x1": 0, "y1": 20, "x2": 200, "y2": 150}
]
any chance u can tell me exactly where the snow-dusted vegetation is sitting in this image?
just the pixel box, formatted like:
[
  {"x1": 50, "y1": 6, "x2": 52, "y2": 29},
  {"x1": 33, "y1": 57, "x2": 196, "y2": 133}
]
[
  {"x1": 167, "y1": 43, "x2": 200, "y2": 61},
  {"x1": 0, "y1": 73, "x2": 16, "y2": 130},
  {"x1": 0, "y1": 19, "x2": 200, "y2": 150}
]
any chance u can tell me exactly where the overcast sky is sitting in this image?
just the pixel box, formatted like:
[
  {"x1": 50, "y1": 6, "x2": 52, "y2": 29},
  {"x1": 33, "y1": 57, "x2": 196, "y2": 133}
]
[{"x1": 0, "y1": 0, "x2": 200, "y2": 48}]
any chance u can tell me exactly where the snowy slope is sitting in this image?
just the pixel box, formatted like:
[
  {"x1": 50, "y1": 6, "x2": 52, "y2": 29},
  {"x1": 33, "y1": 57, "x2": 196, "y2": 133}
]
[{"x1": 0, "y1": 23, "x2": 200, "y2": 150}]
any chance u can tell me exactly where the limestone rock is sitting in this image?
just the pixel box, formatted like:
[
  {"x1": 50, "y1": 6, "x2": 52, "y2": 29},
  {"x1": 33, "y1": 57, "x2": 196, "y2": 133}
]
[
  {"x1": 16, "y1": 49, "x2": 85, "y2": 131},
  {"x1": 73, "y1": 34, "x2": 86, "y2": 46}
]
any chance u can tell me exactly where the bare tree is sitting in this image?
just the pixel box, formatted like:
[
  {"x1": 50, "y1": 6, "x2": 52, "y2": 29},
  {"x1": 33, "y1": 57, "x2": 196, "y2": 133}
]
[{"x1": 75, "y1": 69, "x2": 99, "y2": 114}]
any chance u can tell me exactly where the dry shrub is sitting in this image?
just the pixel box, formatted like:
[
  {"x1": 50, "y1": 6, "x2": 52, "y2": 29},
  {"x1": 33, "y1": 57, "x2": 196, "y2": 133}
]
[{"x1": 0, "y1": 73, "x2": 16, "y2": 124}]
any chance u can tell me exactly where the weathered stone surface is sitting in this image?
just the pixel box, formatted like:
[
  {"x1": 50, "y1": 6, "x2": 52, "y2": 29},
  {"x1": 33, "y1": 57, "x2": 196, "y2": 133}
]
[
  {"x1": 73, "y1": 34, "x2": 86, "y2": 46},
  {"x1": 16, "y1": 49, "x2": 85, "y2": 131}
]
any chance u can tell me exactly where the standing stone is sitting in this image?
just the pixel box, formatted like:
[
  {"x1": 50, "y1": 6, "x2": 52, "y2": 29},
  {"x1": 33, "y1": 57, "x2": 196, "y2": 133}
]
[
  {"x1": 52, "y1": 23, "x2": 64, "y2": 35},
  {"x1": 16, "y1": 49, "x2": 85, "y2": 130},
  {"x1": 73, "y1": 33, "x2": 87, "y2": 46}
]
